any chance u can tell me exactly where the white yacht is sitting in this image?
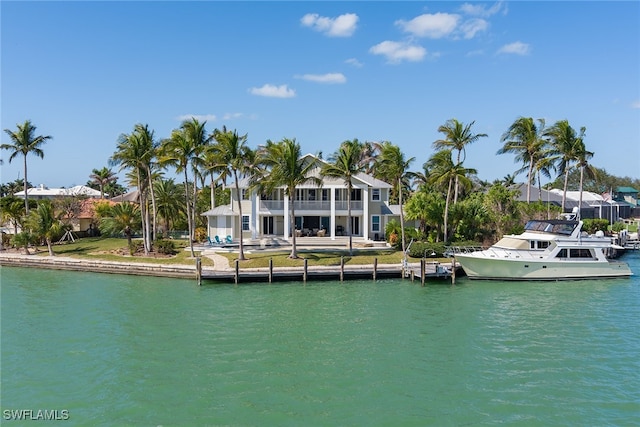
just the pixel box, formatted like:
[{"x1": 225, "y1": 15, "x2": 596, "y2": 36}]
[{"x1": 454, "y1": 219, "x2": 632, "y2": 280}]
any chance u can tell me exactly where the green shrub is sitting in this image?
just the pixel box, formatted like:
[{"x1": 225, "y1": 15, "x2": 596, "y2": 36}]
[
  {"x1": 194, "y1": 227, "x2": 207, "y2": 243},
  {"x1": 582, "y1": 218, "x2": 609, "y2": 234},
  {"x1": 155, "y1": 239, "x2": 177, "y2": 255},
  {"x1": 128, "y1": 241, "x2": 144, "y2": 256},
  {"x1": 611, "y1": 221, "x2": 625, "y2": 233},
  {"x1": 407, "y1": 241, "x2": 448, "y2": 258}
]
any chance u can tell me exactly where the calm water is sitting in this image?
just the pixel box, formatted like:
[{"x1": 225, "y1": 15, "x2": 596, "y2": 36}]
[{"x1": 2, "y1": 252, "x2": 639, "y2": 426}]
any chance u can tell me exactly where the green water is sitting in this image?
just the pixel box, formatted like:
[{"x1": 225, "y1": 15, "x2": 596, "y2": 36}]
[{"x1": 2, "y1": 252, "x2": 639, "y2": 426}]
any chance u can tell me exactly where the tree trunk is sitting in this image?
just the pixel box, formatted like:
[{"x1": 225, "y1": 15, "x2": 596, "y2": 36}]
[
  {"x1": 184, "y1": 169, "x2": 195, "y2": 257},
  {"x1": 46, "y1": 238, "x2": 54, "y2": 256},
  {"x1": 578, "y1": 166, "x2": 585, "y2": 221},
  {"x1": 289, "y1": 187, "x2": 298, "y2": 259},
  {"x1": 562, "y1": 169, "x2": 570, "y2": 213},
  {"x1": 444, "y1": 176, "x2": 453, "y2": 242},
  {"x1": 147, "y1": 170, "x2": 157, "y2": 243},
  {"x1": 347, "y1": 180, "x2": 353, "y2": 256},
  {"x1": 23, "y1": 154, "x2": 29, "y2": 214},
  {"x1": 234, "y1": 171, "x2": 246, "y2": 261},
  {"x1": 399, "y1": 177, "x2": 406, "y2": 254}
]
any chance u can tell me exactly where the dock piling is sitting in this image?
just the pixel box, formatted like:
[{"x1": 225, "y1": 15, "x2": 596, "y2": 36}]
[
  {"x1": 234, "y1": 259, "x2": 239, "y2": 285},
  {"x1": 269, "y1": 258, "x2": 273, "y2": 283},
  {"x1": 196, "y1": 256, "x2": 202, "y2": 286},
  {"x1": 303, "y1": 258, "x2": 308, "y2": 283},
  {"x1": 340, "y1": 256, "x2": 344, "y2": 282},
  {"x1": 451, "y1": 256, "x2": 456, "y2": 285},
  {"x1": 420, "y1": 258, "x2": 425, "y2": 287},
  {"x1": 373, "y1": 257, "x2": 378, "y2": 281}
]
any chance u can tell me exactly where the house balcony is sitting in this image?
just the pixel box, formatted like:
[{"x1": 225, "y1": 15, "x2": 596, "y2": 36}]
[{"x1": 259, "y1": 200, "x2": 363, "y2": 212}]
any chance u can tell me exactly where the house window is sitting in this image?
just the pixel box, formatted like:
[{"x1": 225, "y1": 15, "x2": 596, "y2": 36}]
[
  {"x1": 322, "y1": 189, "x2": 329, "y2": 201},
  {"x1": 350, "y1": 188, "x2": 362, "y2": 201},
  {"x1": 241, "y1": 189, "x2": 250, "y2": 200},
  {"x1": 242, "y1": 215, "x2": 250, "y2": 231},
  {"x1": 371, "y1": 215, "x2": 380, "y2": 232},
  {"x1": 371, "y1": 188, "x2": 380, "y2": 201},
  {"x1": 308, "y1": 189, "x2": 316, "y2": 201}
]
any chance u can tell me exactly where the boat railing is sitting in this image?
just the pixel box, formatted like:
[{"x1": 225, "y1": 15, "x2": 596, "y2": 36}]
[{"x1": 444, "y1": 245, "x2": 486, "y2": 257}]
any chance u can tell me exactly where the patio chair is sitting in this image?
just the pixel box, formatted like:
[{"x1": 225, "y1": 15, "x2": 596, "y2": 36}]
[
  {"x1": 207, "y1": 236, "x2": 215, "y2": 246},
  {"x1": 215, "y1": 235, "x2": 223, "y2": 245},
  {"x1": 225, "y1": 235, "x2": 233, "y2": 244}
]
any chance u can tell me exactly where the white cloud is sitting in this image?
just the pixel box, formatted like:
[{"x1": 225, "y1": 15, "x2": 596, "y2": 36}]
[
  {"x1": 301, "y1": 13, "x2": 358, "y2": 37},
  {"x1": 631, "y1": 100, "x2": 640, "y2": 109},
  {"x1": 460, "y1": 1, "x2": 506, "y2": 17},
  {"x1": 497, "y1": 41, "x2": 530, "y2": 55},
  {"x1": 395, "y1": 13, "x2": 459, "y2": 38},
  {"x1": 222, "y1": 113, "x2": 244, "y2": 120},
  {"x1": 345, "y1": 58, "x2": 363, "y2": 68},
  {"x1": 249, "y1": 84, "x2": 296, "y2": 98},
  {"x1": 460, "y1": 18, "x2": 489, "y2": 39},
  {"x1": 369, "y1": 41, "x2": 427, "y2": 64},
  {"x1": 176, "y1": 114, "x2": 217, "y2": 122},
  {"x1": 295, "y1": 73, "x2": 346, "y2": 84}
]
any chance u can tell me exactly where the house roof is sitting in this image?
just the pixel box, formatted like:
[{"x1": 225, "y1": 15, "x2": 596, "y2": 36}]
[
  {"x1": 202, "y1": 205, "x2": 239, "y2": 216},
  {"x1": 110, "y1": 190, "x2": 139, "y2": 203},
  {"x1": 616, "y1": 186, "x2": 638, "y2": 193},
  {"x1": 15, "y1": 184, "x2": 102, "y2": 198},
  {"x1": 231, "y1": 154, "x2": 392, "y2": 189}
]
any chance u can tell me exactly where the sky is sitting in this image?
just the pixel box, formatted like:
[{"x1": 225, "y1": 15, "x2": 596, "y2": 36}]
[{"x1": 2, "y1": 0, "x2": 639, "y2": 189}]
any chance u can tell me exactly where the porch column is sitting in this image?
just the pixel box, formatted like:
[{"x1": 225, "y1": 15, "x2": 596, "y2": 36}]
[
  {"x1": 362, "y1": 187, "x2": 369, "y2": 240},
  {"x1": 330, "y1": 187, "x2": 336, "y2": 240},
  {"x1": 251, "y1": 192, "x2": 259, "y2": 239},
  {"x1": 283, "y1": 194, "x2": 290, "y2": 241}
]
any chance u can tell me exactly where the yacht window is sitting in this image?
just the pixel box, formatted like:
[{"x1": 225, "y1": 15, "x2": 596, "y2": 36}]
[
  {"x1": 556, "y1": 249, "x2": 568, "y2": 258},
  {"x1": 538, "y1": 241, "x2": 550, "y2": 249},
  {"x1": 570, "y1": 249, "x2": 593, "y2": 258}
]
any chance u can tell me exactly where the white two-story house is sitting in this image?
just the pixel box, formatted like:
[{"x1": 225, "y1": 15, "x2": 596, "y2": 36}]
[{"x1": 202, "y1": 154, "x2": 397, "y2": 243}]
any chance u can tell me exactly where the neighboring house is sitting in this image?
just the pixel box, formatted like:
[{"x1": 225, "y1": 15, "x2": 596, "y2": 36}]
[
  {"x1": 202, "y1": 154, "x2": 395, "y2": 242},
  {"x1": 613, "y1": 187, "x2": 638, "y2": 207},
  {"x1": 513, "y1": 183, "x2": 630, "y2": 222},
  {"x1": 15, "y1": 184, "x2": 102, "y2": 200},
  {"x1": 110, "y1": 189, "x2": 139, "y2": 203}
]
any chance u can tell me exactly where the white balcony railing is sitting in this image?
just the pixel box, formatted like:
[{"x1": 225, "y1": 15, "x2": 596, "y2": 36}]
[{"x1": 260, "y1": 200, "x2": 363, "y2": 211}]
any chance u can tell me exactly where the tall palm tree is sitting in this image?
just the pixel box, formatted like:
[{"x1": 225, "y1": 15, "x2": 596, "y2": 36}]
[
  {"x1": 2, "y1": 120, "x2": 52, "y2": 213},
  {"x1": 497, "y1": 117, "x2": 549, "y2": 203},
  {"x1": 133, "y1": 124, "x2": 160, "y2": 243},
  {"x1": 257, "y1": 138, "x2": 322, "y2": 259},
  {"x1": 432, "y1": 119, "x2": 487, "y2": 203},
  {"x1": 209, "y1": 128, "x2": 254, "y2": 261},
  {"x1": 25, "y1": 201, "x2": 65, "y2": 256},
  {"x1": 545, "y1": 120, "x2": 586, "y2": 212},
  {"x1": 321, "y1": 139, "x2": 365, "y2": 255},
  {"x1": 89, "y1": 167, "x2": 117, "y2": 199},
  {"x1": 426, "y1": 150, "x2": 476, "y2": 242},
  {"x1": 575, "y1": 140, "x2": 596, "y2": 219},
  {"x1": 110, "y1": 125, "x2": 156, "y2": 255},
  {"x1": 375, "y1": 141, "x2": 415, "y2": 253},
  {"x1": 159, "y1": 119, "x2": 206, "y2": 257}
]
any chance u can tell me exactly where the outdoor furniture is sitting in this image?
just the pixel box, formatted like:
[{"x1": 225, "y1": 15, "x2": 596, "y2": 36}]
[
  {"x1": 225, "y1": 235, "x2": 233, "y2": 244},
  {"x1": 295, "y1": 229, "x2": 302, "y2": 237},
  {"x1": 317, "y1": 229, "x2": 326, "y2": 237},
  {"x1": 215, "y1": 235, "x2": 223, "y2": 245}
]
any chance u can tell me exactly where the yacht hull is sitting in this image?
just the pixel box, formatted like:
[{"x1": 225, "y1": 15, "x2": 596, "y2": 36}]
[{"x1": 455, "y1": 254, "x2": 632, "y2": 281}]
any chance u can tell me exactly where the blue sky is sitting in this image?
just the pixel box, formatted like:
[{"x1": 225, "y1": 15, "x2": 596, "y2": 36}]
[{"x1": 2, "y1": 1, "x2": 639, "y2": 189}]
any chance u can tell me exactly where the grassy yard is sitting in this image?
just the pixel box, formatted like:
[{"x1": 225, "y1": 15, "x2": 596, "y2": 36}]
[
  {"x1": 219, "y1": 249, "x2": 406, "y2": 268},
  {"x1": 32, "y1": 237, "x2": 215, "y2": 266}
]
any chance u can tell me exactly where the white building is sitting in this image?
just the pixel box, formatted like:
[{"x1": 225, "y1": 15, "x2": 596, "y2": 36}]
[
  {"x1": 202, "y1": 154, "x2": 398, "y2": 243},
  {"x1": 15, "y1": 184, "x2": 102, "y2": 200}
]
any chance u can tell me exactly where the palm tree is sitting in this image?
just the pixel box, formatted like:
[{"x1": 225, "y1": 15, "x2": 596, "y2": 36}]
[
  {"x1": 321, "y1": 139, "x2": 365, "y2": 255},
  {"x1": 154, "y1": 178, "x2": 184, "y2": 235},
  {"x1": 110, "y1": 124, "x2": 157, "y2": 255},
  {"x1": 99, "y1": 202, "x2": 141, "y2": 248},
  {"x1": 2, "y1": 120, "x2": 52, "y2": 213},
  {"x1": 159, "y1": 119, "x2": 207, "y2": 257},
  {"x1": 575, "y1": 140, "x2": 596, "y2": 219},
  {"x1": 545, "y1": 120, "x2": 586, "y2": 212},
  {"x1": 432, "y1": 119, "x2": 487, "y2": 204},
  {"x1": 25, "y1": 201, "x2": 65, "y2": 256},
  {"x1": 497, "y1": 117, "x2": 549, "y2": 203},
  {"x1": 257, "y1": 138, "x2": 321, "y2": 259},
  {"x1": 374, "y1": 142, "x2": 415, "y2": 253},
  {"x1": 209, "y1": 128, "x2": 254, "y2": 261},
  {"x1": 89, "y1": 167, "x2": 117, "y2": 199},
  {"x1": 426, "y1": 150, "x2": 476, "y2": 242}
]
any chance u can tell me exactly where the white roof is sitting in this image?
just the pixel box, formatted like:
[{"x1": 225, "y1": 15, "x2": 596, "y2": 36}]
[{"x1": 15, "y1": 185, "x2": 102, "y2": 198}]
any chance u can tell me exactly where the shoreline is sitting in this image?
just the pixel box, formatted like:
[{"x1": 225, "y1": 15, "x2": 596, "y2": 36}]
[{"x1": 0, "y1": 252, "x2": 451, "y2": 284}]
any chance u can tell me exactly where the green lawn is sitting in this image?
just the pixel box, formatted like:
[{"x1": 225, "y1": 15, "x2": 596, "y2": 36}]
[
  {"x1": 33, "y1": 237, "x2": 214, "y2": 266},
  {"x1": 220, "y1": 249, "x2": 406, "y2": 268}
]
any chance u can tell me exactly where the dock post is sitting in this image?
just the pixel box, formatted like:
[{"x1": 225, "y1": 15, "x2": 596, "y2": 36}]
[
  {"x1": 234, "y1": 259, "x2": 239, "y2": 285},
  {"x1": 340, "y1": 256, "x2": 344, "y2": 282},
  {"x1": 303, "y1": 258, "x2": 308, "y2": 284},
  {"x1": 411, "y1": 269, "x2": 415, "y2": 282},
  {"x1": 373, "y1": 257, "x2": 378, "y2": 281},
  {"x1": 420, "y1": 258, "x2": 425, "y2": 287},
  {"x1": 451, "y1": 256, "x2": 456, "y2": 285},
  {"x1": 196, "y1": 256, "x2": 202, "y2": 286},
  {"x1": 269, "y1": 258, "x2": 273, "y2": 283}
]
